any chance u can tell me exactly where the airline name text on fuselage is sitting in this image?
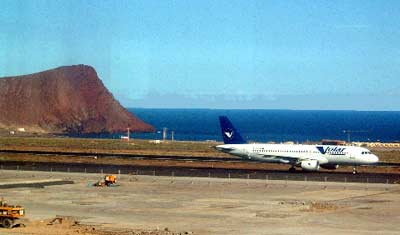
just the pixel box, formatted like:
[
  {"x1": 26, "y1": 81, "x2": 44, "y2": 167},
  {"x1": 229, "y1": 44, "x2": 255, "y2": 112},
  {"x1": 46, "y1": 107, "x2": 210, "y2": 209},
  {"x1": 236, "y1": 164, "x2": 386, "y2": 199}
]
[{"x1": 317, "y1": 146, "x2": 346, "y2": 155}]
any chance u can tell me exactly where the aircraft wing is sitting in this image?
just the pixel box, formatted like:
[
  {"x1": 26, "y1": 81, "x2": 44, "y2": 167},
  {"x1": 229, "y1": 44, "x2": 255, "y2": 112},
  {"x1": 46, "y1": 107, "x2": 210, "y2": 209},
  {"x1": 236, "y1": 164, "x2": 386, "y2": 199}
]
[
  {"x1": 249, "y1": 153, "x2": 299, "y2": 164},
  {"x1": 251, "y1": 153, "x2": 328, "y2": 165}
]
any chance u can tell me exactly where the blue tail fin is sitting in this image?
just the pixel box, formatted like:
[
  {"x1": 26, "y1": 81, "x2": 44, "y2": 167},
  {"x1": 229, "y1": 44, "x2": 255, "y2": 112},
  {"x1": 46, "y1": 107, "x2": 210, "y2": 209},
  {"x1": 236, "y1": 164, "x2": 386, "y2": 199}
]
[{"x1": 219, "y1": 116, "x2": 246, "y2": 144}]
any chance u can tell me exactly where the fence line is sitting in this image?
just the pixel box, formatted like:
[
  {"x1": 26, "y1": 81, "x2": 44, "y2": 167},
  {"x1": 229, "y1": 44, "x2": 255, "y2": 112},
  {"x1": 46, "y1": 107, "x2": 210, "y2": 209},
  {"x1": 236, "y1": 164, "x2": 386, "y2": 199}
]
[{"x1": 0, "y1": 164, "x2": 396, "y2": 185}]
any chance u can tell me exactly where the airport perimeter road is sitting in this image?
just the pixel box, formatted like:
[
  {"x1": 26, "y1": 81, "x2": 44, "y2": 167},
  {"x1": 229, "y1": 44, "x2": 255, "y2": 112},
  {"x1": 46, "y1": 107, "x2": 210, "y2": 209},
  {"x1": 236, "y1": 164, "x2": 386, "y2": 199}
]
[
  {"x1": 1, "y1": 160, "x2": 399, "y2": 184},
  {"x1": 1, "y1": 170, "x2": 399, "y2": 235}
]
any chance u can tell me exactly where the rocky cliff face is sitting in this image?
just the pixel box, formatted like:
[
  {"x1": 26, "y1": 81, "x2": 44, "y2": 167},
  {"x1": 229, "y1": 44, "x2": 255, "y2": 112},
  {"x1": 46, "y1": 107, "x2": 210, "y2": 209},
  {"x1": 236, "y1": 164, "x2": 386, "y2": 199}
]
[{"x1": 0, "y1": 65, "x2": 155, "y2": 134}]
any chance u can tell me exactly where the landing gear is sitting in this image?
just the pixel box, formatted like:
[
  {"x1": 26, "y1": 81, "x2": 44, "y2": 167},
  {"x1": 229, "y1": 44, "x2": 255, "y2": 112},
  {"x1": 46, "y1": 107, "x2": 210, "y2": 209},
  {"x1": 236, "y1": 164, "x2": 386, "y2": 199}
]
[
  {"x1": 289, "y1": 166, "x2": 296, "y2": 173},
  {"x1": 352, "y1": 167, "x2": 358, "y2": 174}
]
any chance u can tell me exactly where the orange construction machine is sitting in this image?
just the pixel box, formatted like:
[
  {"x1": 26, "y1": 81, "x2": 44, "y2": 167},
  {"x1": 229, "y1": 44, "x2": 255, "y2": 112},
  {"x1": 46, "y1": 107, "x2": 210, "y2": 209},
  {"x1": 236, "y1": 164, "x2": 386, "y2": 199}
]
[
  {"x1": 0, "y1": 199, "x2": 25, "y2": 228},
  {"x1": 93, "y1": 175, "x2": 118, "y2": 187}
]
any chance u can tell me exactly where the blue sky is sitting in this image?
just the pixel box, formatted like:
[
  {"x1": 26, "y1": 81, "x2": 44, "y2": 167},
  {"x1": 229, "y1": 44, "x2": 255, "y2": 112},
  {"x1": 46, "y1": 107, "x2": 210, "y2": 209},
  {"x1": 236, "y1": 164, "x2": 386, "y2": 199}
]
[{"x1": 1, "y1": 0, "x2": 399, "y2": 110}]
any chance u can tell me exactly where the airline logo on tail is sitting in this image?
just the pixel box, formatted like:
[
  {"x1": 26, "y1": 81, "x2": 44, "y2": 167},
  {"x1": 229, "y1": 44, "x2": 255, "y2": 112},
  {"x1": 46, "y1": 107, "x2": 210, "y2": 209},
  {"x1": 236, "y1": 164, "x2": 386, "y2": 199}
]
[
  {"x1": 219, "y1": 116, "x2": 246, "y2": 144},
  {"x1": 224, "y1": 129, "x2": 234, "y2": 139}
]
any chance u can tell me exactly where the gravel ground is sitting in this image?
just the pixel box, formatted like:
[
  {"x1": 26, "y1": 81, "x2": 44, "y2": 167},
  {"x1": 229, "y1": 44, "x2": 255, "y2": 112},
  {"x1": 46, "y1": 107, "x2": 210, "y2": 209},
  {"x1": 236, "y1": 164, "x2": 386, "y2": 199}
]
[{"x1": 0, "y1": 170, "x2": 399, "y2": 235}]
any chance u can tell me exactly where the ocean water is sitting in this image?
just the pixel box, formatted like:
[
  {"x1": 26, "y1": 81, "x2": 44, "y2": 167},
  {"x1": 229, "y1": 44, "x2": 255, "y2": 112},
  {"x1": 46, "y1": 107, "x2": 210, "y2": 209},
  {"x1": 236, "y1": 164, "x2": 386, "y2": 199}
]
[{"x1": 129, "y1": 108, "x2": 400, "y2": 143}]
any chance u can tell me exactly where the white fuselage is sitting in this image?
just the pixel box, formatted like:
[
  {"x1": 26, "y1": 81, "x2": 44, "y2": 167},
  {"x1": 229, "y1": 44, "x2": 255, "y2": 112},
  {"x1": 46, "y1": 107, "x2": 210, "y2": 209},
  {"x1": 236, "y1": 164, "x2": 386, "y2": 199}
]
[{"x1": 216, "y1": 143, "x2": 379, "y2": 166}]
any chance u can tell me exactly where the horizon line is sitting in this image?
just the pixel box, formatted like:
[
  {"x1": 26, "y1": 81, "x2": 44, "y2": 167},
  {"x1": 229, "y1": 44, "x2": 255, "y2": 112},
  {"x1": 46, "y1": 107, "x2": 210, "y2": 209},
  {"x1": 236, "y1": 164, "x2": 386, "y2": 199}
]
[{"x1": 126, "y1": 107, "x2": 400, "y2": 112}]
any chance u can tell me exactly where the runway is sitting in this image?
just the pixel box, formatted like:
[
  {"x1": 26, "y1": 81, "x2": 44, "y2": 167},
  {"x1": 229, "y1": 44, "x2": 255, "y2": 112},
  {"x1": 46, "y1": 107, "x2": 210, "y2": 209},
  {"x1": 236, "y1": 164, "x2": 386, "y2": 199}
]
[
  {"x1": 0, "y1": 149, "x2": 239, "y2": 161},
  {"x1": 1, "y1": 160, "x2": 399, "y2": 184},
  {"x1": 2, "y1": 149, "x2": 400, "y2": 165}
]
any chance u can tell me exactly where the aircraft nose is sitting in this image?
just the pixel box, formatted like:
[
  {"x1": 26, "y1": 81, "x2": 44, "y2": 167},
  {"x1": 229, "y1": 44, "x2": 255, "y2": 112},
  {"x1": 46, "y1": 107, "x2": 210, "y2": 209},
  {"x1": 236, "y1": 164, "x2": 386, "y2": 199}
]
[{"x1": 370, "y1": 154, "x2": 379, "y2": 163}]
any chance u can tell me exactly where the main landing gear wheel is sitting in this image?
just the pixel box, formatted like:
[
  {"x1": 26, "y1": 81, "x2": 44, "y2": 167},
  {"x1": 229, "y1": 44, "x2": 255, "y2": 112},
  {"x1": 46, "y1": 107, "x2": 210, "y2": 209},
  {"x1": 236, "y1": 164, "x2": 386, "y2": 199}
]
[
  {"x1": 2, "y1": 218, "x2": 13, "y2": 228},
  {"x1": 289, "y1": 167, "x2": 296, "y2": 173}
]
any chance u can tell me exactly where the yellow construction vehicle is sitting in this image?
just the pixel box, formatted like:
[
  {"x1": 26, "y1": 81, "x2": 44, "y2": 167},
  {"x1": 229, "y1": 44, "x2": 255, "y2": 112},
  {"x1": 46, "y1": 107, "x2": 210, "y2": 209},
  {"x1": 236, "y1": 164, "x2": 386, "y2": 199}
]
[
  {"x1": 93, "y1": 175, "x2": 118, "y2": 187},
  {"x1": 0, "y1": 199, "x2": 25, "y2": 228}
]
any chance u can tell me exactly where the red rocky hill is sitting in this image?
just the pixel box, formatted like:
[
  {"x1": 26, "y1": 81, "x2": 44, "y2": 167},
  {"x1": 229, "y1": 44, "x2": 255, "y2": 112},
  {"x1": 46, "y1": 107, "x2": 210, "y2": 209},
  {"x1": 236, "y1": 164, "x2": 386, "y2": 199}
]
[{"x1": 0, "y1": 65, "x2": 155, "y2": 134}]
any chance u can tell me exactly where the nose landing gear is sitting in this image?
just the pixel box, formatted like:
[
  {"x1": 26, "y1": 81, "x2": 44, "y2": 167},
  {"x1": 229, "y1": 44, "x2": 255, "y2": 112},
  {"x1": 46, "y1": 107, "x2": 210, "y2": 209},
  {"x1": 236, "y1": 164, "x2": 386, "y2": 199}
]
[{"x1": 289, "y1": 166, "x2": 296, "y2": 173}]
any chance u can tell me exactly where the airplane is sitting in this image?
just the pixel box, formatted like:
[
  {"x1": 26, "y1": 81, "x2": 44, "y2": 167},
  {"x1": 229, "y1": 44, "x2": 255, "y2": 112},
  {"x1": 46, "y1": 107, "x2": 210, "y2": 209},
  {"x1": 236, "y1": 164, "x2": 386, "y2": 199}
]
[{"x1": 215, "y1": 116, "x2": 379, "y2": 174}]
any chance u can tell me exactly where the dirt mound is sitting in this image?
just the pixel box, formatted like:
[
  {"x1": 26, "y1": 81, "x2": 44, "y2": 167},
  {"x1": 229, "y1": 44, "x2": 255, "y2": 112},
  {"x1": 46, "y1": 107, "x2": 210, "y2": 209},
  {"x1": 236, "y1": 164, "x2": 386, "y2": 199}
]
[
  {"x1": 0, "y1": 65, "x2": 154, "y2": 134},
  {"x1": 6, "y1": 217, "x2": 192, "y2": 235}
]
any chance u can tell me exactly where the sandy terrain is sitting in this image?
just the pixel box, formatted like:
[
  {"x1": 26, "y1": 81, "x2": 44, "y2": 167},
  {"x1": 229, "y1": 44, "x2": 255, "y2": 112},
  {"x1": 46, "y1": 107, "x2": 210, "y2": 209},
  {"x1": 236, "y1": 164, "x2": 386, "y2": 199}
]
[{"x1": 0, "y1": 170, "x2": 399, "y2": 235}]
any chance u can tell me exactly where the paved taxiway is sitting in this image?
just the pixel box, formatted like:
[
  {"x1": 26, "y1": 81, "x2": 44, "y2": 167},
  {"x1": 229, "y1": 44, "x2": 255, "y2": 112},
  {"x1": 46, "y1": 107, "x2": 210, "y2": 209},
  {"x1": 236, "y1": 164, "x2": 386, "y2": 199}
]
[{"x1": 1, "y1": 160, "x2": 399, "y2": 184}]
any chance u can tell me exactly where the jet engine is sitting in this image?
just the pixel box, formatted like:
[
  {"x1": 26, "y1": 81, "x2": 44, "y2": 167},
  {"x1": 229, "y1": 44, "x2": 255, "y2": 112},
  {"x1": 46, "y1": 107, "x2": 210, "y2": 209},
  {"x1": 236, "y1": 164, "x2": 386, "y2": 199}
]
[
  {"x1": 320, "y1": 164, "x2": 339, "y2": 170},
  {"x1": 301, "y1": 160, "x2": 320, "y2": 171}
]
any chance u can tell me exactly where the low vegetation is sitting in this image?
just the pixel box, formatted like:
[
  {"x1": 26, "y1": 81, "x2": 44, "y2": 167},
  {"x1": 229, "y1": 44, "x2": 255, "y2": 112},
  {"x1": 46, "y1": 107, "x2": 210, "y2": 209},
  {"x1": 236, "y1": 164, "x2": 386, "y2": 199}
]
[{"x1": 0, "y1": 137, "x2": 226, "y2": 157}]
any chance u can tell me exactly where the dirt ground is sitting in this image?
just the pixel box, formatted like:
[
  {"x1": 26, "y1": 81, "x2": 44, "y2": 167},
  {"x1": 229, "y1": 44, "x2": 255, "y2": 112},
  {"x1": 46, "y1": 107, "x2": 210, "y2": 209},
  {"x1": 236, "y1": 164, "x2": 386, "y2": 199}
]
[{"x1": 0, "y1": 170, "x2": 399, "y2": 235}]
